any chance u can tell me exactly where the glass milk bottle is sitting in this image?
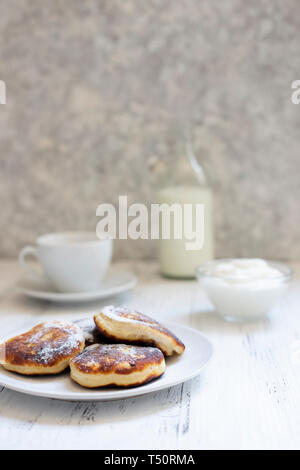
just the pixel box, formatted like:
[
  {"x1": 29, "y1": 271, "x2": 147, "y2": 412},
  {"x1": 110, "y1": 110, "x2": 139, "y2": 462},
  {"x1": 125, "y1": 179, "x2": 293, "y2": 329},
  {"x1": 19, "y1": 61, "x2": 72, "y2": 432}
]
[{"x1": 157, "y1": 136, "x2": 214, "y2": 278}]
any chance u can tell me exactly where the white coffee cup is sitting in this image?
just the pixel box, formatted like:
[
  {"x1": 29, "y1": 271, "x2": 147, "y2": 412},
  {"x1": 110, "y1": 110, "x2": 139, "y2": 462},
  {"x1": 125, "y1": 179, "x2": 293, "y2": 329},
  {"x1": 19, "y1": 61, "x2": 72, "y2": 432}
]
[{"x1": 19, "y1": 232, "x2": 113, "y2": 293}]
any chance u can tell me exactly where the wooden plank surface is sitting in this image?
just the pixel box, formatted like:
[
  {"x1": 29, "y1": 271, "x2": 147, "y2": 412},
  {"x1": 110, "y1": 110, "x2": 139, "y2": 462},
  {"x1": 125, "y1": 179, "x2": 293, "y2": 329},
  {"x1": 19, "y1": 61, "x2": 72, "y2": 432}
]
[{"x1": 0, "y1": 259, "x2": 299, "y2": 450}]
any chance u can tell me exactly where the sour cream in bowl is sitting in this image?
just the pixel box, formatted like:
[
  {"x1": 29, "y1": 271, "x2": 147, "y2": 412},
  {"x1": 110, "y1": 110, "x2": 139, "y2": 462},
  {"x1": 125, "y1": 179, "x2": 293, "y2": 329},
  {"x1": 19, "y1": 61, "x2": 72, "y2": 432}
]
[{"x1": 196, "y1": 258, "x2": 292, "y2": 321}]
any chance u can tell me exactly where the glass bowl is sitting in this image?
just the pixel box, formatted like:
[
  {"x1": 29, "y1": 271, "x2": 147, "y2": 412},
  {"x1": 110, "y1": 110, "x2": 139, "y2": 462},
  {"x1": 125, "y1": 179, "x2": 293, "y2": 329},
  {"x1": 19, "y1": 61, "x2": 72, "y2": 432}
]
[{"x1": 196, "y1": 258, "x2": 292, "y2": 322}]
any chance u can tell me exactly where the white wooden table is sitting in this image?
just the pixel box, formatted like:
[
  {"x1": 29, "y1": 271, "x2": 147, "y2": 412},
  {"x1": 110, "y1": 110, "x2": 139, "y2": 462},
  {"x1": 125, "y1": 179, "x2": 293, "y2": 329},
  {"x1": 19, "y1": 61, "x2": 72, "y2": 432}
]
[{"x1": 0, "y1": 259, "x2": 300, "y2": 450}]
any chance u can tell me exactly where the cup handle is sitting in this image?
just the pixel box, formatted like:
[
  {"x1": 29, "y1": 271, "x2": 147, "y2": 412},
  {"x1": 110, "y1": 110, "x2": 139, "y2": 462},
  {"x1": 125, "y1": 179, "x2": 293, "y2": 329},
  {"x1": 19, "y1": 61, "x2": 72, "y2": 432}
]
[{"x1": 19, "y1": 246, "x2": 46, "y2": 282}]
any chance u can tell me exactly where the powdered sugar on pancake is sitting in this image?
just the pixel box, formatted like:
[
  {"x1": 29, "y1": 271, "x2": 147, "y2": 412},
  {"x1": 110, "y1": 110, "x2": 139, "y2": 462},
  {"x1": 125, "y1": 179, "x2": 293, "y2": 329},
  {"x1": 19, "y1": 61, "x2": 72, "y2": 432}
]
[
  {"x1": 102, "y1": 306, "x2": 160, "y2": 326},
  {"x1": 71, "y1": 343, "x2": 164, "y2": 373},
  {"x1": 3, "y1": 320, "x2": 84, "y2": 366},
  {"x1": 94, "y1": 306, "x2": 185, "y2": 356},
  {"x1": 100, "y1": 306, "x2": 175, "y2": 335}
]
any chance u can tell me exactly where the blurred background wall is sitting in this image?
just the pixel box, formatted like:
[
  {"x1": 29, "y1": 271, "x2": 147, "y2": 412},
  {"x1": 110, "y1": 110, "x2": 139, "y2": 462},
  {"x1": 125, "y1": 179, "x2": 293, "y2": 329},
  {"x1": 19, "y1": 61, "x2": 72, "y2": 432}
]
[{"x1": 0, "y1": 0, "x2": 299, "y2": 261}]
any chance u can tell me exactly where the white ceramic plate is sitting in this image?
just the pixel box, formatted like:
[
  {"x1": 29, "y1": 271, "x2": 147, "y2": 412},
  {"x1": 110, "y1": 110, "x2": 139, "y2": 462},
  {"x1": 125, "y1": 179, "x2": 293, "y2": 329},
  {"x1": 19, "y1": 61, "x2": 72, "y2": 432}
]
[
  {"x1": 16, "y1": 269, "x2": 137, "y2": 303},
  {"x1": 0, "y1": 321, "x2": 213, "y2": 401}
]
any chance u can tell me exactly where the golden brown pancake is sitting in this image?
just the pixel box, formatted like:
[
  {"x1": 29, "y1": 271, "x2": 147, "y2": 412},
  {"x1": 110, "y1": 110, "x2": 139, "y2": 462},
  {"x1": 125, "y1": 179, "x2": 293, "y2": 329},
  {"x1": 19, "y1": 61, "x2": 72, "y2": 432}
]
[
  {"x1": 94, "y1": 306, "x2": 185, "y2": 356},
  {"x1": 0, "y1": 320, "x2": 85, "y2": 375},
  {"x1": 70, "y1": 343, "x2": 165, "y2": 388},
  {"x1": 73, "y1": 317, "x2": 104, "y2": 346}
]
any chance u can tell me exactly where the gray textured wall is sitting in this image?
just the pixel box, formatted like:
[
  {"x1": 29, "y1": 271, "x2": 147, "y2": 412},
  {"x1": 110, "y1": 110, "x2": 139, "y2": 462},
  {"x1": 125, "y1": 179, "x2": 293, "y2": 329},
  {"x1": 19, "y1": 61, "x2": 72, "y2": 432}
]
[{"x1": 0, "y1": 0, "x2": 299, "y2": 261}]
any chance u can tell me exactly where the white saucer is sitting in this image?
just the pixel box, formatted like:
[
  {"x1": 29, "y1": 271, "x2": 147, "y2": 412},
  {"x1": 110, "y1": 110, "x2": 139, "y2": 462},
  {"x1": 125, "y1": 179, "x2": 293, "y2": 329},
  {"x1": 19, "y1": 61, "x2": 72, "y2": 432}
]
[
  {"x1": 16, "y1": 268, "x2": 137, "y2": 303},
  {"x1": 0, "y1": 321, "x2": 213, "y2": 401}
]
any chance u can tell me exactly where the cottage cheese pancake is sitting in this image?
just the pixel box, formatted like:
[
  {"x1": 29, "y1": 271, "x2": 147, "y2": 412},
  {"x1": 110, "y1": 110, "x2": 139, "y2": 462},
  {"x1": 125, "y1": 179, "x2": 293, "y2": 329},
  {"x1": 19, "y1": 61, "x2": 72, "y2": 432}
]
[
  {"x1": 70, "y1": 343, "x2": 166, "y2": 388},
  {"x1": 94, "y1": 306, "x2": 185, "y2": 356},
  {"x1": 0, "y1": 320, "x2": 85, "y2": 375},
  {"x1": 73, "y1": 317, "x2": 104, "y2": 346}
]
